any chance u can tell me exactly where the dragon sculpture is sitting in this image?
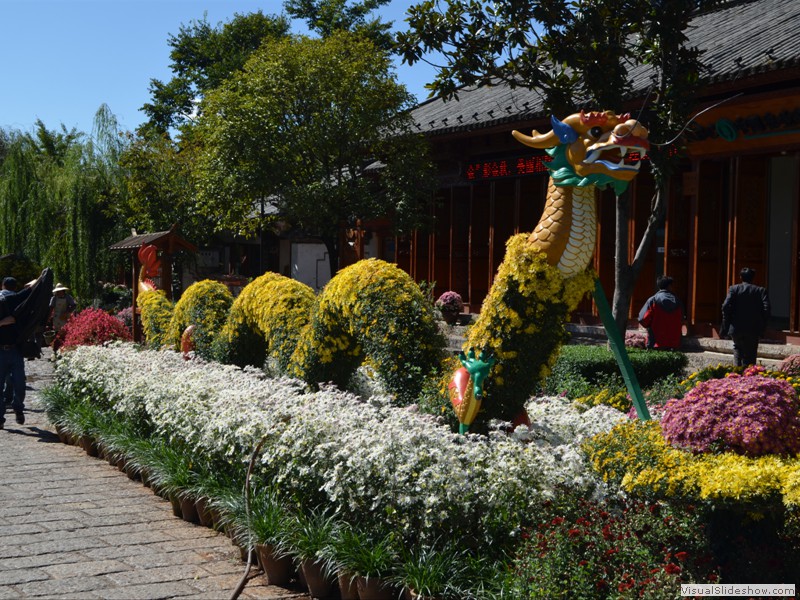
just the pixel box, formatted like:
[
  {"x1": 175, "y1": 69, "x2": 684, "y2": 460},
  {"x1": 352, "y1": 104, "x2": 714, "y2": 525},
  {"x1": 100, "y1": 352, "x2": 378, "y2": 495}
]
[
  {"x1": 137, "y1": 244, "x2": 161, "y2": 294},
  {"x1": 449, "y1": 110, "x2": 650, "y2": 432},
  {"x1": 138, "y1": 111, "x2": 649, "y2": 434}
]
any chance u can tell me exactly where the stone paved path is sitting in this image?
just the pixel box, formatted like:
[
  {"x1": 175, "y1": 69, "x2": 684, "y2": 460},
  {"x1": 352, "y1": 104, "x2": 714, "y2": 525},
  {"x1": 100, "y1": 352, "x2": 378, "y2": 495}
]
[{"x1": 0, "y1": 348, "x2": 310, "y2": 600}]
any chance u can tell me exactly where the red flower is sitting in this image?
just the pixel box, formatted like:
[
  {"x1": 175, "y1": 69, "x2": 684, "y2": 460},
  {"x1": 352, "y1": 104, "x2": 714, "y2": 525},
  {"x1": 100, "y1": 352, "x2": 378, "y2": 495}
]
[
  {"x1": 617, "y1": 581, "x2": 634, "y2": 592},
  {"x1": 674, "y1": 551, "x2": 689, "y2": 562},
  {"x1": 664, "y1": 563, "x2": 681, "y2": 574},
  {"x1": 567, "y1": 528, "x2": 582, "y2": 537}
]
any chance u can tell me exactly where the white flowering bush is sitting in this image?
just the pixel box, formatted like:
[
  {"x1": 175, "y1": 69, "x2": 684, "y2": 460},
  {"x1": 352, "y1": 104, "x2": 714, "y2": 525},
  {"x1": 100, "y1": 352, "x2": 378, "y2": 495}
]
[{"x1": 54, "y1": 344, "x2": 617, "y2": 546}]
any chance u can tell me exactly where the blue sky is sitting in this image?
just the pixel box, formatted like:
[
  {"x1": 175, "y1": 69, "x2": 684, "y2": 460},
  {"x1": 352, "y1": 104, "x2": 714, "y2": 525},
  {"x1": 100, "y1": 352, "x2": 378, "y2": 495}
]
[{"x1": 0, "y1": 0, "x2": 437, "y2": 134}]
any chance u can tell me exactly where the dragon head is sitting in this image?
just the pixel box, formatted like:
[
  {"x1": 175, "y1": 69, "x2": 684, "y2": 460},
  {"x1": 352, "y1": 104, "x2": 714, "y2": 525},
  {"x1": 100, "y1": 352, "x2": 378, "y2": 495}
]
[{"x1": 512, "y1": 110, "x2": 650, "y2": 194}]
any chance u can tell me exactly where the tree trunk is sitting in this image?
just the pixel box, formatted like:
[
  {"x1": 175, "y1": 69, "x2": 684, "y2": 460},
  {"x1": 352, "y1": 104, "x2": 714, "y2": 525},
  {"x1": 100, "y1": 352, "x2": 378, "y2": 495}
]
[
  {"x1": 611, "y1": 181, "x2": 670, "y2": 336},
  {"x1": 323, "y1": 235, "x2": 339, "y2": 280}
]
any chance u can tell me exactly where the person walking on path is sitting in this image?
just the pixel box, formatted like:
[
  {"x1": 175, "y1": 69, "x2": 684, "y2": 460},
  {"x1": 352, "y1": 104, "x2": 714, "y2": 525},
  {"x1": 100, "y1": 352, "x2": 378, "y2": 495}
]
[
  {"x1": 638, "y1": 275, "x2": 684, "y2": 350},
  {"x1": 0, "y1": 278, "x2": 27, "y2": 428},
  {"x1": 721, "y1": 267, "x2": 771, "y2": 366},
  {"x1": 1, "y1": 277, "x2": 18, "y2": 408}
]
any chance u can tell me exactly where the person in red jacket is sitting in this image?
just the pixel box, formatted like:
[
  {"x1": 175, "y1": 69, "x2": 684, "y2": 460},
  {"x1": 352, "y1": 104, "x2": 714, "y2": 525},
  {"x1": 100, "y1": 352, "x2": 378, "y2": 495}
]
[{"x1": 638, "y1": 276, "x2": 684, "y2": 350}]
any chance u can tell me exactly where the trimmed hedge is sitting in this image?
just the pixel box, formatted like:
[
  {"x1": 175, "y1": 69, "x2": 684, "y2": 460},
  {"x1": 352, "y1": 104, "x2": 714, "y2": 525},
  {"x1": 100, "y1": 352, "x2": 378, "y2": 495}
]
[
  {"x1": 544, "y1": 345, "x2": 688, "y2": 394},
  {"x1": 167, "y1": 279, "x2": 233, "y2": 356},
  {"x1": 137, "y1": 290, "x2": 174, "y2": 349}
]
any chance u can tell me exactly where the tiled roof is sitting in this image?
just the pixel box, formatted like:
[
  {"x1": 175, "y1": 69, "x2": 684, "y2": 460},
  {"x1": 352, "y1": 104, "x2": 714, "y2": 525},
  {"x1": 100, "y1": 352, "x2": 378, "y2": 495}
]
[
  {"x1": 410, "y1": 0, "x2": 800, "y2": 136},
  {"x1": 109, "y1": 230, "x2": 198, "y2": 253}
]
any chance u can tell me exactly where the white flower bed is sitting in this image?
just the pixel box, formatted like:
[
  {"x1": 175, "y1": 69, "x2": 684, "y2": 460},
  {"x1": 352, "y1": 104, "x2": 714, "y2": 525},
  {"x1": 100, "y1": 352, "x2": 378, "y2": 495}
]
[{"x1": 56, "y1": 343, "x2": 625, "y2": 540}]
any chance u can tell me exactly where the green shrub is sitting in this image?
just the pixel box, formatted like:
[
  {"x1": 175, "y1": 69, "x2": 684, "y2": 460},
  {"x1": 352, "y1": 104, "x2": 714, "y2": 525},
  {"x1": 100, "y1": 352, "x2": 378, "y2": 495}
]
[
  {"x1": 167, "y1": 279, "x2": 233, "y2": 356},
  {"x1": 216, "y1": 272, "x2": 315, "y2": 370},
  {"x1": 0, "y1": 254, "x2": 42, "y2": 286},
  {"x1": 137, "y1": 290, "x2": 174, "y2": 349},
  {"x1": 543, "y1": 345, "x2": 687, "y2": 396},
  {"x1": 290, "y1": 259, "x2": 445, "y2": 405}
]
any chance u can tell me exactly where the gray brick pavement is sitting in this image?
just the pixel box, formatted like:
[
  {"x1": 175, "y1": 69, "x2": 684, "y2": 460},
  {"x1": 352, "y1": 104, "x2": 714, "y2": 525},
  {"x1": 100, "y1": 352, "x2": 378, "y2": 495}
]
[{"x1": 0, "y1": 348, "x2": 310, "y2": 600}]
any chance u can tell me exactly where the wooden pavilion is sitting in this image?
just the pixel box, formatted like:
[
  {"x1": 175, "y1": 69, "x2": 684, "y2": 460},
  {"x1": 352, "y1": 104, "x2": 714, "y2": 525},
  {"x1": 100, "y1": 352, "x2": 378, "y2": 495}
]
[{"x1": 109, "y1": 227, "x2": 198, "y2": 342}]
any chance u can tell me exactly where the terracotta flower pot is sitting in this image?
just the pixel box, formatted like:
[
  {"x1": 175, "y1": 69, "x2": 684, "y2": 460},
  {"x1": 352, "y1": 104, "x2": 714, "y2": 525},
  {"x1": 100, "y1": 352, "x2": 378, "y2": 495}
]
[
  {"x1": 338, "y1": 572, "x2": 359, "y2": 600},
  {"x1": 356, "y1": 576, "x2": 395, "y2": 600},
  {"x1": 195, "y1": 497, "x2": 213, "y2": 528},
  {"x1": 255, "y1": 543, "x2": 293, "y2": 586},
  {"x1": 79, "y1": 435, "x2": 100, "y2": 457},
  {"x1": 169, "y1": 496, "x2": 183, "y2": 519},
  {"x1": 300, "y1": 558, "x2": 335, "y2": 599},
  {"x1": 441, "y1": 311, "x2": 459, "y2": 325},
  {"x1": 179, "y1": 497, "x2": 199, "y2": 524}
]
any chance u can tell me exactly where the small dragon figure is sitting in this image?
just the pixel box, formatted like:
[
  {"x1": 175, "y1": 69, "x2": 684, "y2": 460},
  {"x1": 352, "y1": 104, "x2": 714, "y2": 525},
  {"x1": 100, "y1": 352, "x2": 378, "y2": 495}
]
[{"x1": 448, "y1": 348, "x2": 496, "y2": 434}]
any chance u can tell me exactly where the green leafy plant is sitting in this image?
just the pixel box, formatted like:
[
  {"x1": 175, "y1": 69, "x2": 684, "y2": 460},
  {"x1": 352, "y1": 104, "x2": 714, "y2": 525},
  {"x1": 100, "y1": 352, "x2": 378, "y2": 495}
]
[
  {"x1": 145, "y1": 439, "x2": 198, "y2": 502},
  {"x1": 544, "y1": 345, "x2": 687, "y2": 395},
  {"x1": 505, "y1": 496, "x2": 718, "y2": 599},
  {"x1": 248, "y1": 486, "x2": 292, "y2": 552},
  {"x1": 283, "y1": 508, "x2": 338, "y2": 568},
  {"x1": 390, "y1": 541, "x2": 471, "y2": 600},
  {"x1": 324, "y1": 524, "x2": 398, "y2": 580}
]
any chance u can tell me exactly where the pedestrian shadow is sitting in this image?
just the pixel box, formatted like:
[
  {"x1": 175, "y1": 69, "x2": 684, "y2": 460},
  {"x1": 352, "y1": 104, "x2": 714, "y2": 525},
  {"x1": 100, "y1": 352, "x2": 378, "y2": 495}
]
[{"x1": 3, "y1": 425, "x2": 61, "y2": 443}]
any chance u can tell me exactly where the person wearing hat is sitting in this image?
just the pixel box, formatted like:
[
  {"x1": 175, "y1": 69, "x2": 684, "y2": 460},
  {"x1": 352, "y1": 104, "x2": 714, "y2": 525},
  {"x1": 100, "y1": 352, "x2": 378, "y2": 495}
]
[{"x1": 49, "y1": 283, "x2": 76, "y2": 335}]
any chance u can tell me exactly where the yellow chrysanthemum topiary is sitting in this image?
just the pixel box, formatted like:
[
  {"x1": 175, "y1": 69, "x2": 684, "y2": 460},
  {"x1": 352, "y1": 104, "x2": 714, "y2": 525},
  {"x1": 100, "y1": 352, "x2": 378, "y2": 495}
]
[
  {"x1": 463, "y1": 234, "x2": 594, "y2": 424},
  {"x1": 137, "y1": 289, "x2": 174, "y2": 349},
  {"x1": 167, "y1": 279, "x2": 233, "y2": 355},
  {"x1": 216, "y1": 272, "x2": 315, "y2": 371},
  {"x1": 584, "y1": 420, "x2": 800, "y2": 507},
  {"x1": 289, "y1": 258, "x2": 445, "y2": 404}
]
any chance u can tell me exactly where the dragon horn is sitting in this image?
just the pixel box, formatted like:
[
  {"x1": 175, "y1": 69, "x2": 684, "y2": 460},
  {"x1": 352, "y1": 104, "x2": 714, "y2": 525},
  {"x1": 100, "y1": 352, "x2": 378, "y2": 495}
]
[{"x1": 512, "y1": 115, "x2": 576, "y2": 148}]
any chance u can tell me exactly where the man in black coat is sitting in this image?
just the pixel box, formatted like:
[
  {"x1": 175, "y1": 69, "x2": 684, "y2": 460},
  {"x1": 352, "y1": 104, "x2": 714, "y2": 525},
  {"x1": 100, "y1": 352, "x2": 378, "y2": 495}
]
[
  {"x1": 721, "y1": 267, "x2": 771, "y2": 367},
  {"x1": 0, "y1": 268, "x2": 52, "y2": 429}
]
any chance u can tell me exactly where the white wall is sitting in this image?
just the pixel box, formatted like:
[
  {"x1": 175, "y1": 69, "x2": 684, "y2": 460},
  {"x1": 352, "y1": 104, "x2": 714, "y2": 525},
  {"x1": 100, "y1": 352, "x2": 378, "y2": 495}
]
[{"x1": 291, "y1": 242, "x2": 331, "y2": 291}]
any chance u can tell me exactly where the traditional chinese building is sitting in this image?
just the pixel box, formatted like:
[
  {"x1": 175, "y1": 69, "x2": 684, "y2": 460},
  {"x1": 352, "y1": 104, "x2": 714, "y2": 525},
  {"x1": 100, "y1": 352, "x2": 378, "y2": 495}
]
[{"x1": 394, "y1": 0, "x2": 800, "y2": 341}]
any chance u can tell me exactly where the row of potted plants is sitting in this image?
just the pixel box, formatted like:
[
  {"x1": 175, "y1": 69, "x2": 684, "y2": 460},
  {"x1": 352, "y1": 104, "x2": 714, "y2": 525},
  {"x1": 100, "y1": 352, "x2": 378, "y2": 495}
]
[{"x1": 44, "y1": 342, "x2": 638, "y2": 598}]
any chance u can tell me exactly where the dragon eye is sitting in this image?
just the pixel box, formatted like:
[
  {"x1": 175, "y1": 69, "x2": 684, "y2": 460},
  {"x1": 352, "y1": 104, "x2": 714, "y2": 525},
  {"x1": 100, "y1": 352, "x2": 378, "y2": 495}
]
[{"x1": 589, "y1": 126, "x2": 604, "y2": 139}]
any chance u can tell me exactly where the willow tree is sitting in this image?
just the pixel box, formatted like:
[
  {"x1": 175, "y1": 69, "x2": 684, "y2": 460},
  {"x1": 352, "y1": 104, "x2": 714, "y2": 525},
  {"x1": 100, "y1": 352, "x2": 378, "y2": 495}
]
[{"x1": 0, "y1": 105, "x2": 128, "y2": 299}]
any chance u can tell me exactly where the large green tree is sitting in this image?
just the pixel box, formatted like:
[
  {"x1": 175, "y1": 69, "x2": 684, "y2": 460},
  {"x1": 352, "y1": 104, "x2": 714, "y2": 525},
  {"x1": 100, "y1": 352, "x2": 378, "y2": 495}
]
[
  {"x1": 285, "y1": 0, "x2": 394, "y2": 49},
  {"x1": 141, "y1": 10, "x2": 290, "y2": 135},
  {"x1": 397, "y1": 0, "x2": 703, "y2": 332},
  {"x1": 0, "y1": 106, "x2": 128, "y2": 299},
  {"x1": 117, "y1": 132, "x2": 215, "y2": 245},
  {"x1": 193, "y1": 31, "x2": 436, "y2": 275}
]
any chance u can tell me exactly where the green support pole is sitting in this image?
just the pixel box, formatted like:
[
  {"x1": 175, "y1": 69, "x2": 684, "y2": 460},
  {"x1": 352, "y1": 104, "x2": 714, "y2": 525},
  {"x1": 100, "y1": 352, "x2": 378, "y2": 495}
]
[{"x1": 592, "y1": 278, "x2": 651, "y2": 420}]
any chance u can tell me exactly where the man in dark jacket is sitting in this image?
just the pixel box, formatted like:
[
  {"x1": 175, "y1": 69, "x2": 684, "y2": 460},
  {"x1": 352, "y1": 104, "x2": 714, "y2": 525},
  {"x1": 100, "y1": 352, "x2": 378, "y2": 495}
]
[
  {"x1": 0, "y1": 286, "x2": 28, "y2": 428},
  {"x1": 721, "y1": 267, "x2": 771, "y2": 366},
  {"x1": 638, "y1": 276, "x2": 684, "y2": 350}
]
